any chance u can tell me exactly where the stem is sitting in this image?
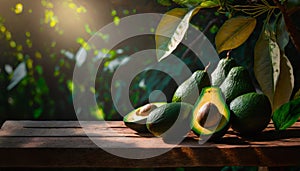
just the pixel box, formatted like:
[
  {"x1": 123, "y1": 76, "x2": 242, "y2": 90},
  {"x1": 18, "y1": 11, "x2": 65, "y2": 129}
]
[
  {"x1": 232, "y1": 3, "x2": 277, "y2": 18},
  {"x1": 253, "y1": 8, "x2": 269, "y2": 18},
  {"x1": 226, "y1": 50, "x2": 232, "y2": 59},
  {"x1": 273, "y1": 0, "x2": 300, "y2": 52},
  {"x1": 204, "y1": 62, "x2": 211, "y2": 72}
]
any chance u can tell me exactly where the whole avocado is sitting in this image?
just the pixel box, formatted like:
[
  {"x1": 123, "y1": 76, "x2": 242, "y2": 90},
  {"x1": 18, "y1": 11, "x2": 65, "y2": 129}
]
[
  {"x1": 172, "y1": 69, "x2": 210, "y2": 105},
  {"x1": 211, "y1": 57, "x2": 237, "y2": 86},
  {"x1": 230, "y1": 92, "x2": 272, "y2": 135},
  {"x1": 220, "y1": 66, "x2": 255, "y2": 103},
  {"x1": 146, "y1": 102, "x2": 193, "y2": 143}
]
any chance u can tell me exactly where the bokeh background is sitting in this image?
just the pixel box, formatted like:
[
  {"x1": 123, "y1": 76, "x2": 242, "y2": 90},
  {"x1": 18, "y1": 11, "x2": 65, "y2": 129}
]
[
  {"x1": 0, "y1": 0, "x2": 180, "y2": 121},
  {"x1": 1, "y1": 0, "x2": 299, "y2": 122}
]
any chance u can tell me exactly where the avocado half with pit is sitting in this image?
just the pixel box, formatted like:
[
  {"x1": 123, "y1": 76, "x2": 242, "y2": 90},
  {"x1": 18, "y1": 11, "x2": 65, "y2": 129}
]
[
  {"x1": 192, "y1": 87, "x2": 230, "y2": 141},
  {"x1": 123, "y1": 102, "x2": 166, "y2": 133}
]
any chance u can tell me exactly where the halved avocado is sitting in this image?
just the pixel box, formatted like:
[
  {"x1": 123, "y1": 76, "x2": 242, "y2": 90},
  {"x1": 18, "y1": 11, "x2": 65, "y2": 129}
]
[
  {"x1": 123, "y1": 102, "x2": 166, "y2": 133},
  {"x1": 192, "y1": 87, "x2": 230, "y2": 141}
]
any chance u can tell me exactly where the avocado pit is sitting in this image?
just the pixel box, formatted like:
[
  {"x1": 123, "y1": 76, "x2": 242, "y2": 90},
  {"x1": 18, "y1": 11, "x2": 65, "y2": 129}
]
[
  {"x1": 136, "y1": 103, "x2": 157, "y2": 116},
  {"x1": 197, "y1": 102, "x2": 223, "y2": 128}
]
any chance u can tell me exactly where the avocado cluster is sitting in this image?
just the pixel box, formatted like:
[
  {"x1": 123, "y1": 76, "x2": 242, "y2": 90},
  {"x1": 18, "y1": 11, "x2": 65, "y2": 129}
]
[
  {"x1": 123, "y1": 57, "x2": 272, "y2": 142},
  {"x1": 211, "y1": 57, "x2": 272, "y2": 136}
]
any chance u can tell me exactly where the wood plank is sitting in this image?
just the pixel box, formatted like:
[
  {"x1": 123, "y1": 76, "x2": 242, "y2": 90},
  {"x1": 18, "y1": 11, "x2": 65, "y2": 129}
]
[
  {"x1": 0, "y1": 144, "x2": 299, "y2": 167},
  {"x1": 0, "y1": 121, "x2": 137, "y2": 137},
  {"x1": 0, "y1": 120, "x2": 299, "y2": 167},
  {"x1": 1, "y1": 120, "x2": 125, "y2": 129}
]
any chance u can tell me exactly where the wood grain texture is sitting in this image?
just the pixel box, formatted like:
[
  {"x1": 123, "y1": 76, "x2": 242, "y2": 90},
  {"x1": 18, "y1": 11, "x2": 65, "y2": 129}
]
[{"x1": 0, "y1": 121, "x2": 299, "y2": 167}]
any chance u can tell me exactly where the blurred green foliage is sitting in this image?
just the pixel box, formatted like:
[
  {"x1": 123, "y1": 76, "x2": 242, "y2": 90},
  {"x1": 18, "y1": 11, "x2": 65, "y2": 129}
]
[
  {"x1": 0, "y1": 2, "x2": 300, "y2": 171},
  {"x1": 0, "y1": 0, "x2": 185, "y2": 121},
  {"x1": 1, "y1": 0, "x2": 299, "y2": 122}
]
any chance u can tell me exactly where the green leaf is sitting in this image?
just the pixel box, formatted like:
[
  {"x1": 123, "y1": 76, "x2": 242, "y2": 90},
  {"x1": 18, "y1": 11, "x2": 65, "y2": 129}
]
[
  {"x1": 294, "y1": 88, "x2": 300, "y2": 100},
  {"x1": 272, "y1": 98, "x2": 300, "y2": 130},
  {"x1": 215, "y1": 16, "x2": 256, "y2": 54},
  {"x1": 155, "y1": 7, "x2": 200, "y2": 61},
  {"x1": 200, "y1": 1, "x2": 219, "y2": 8},
  {"x1": 37, "y1": 77, "x2": 49, "y2": 94},
  {"x1": 34, "y1": 108, "x2": 43, "y2": 119},
  {"x1": 254, "y1": 23, "x2": 280, "y2": 106},
  {"x1": 35, "y1": 65, "x2": 43, "y2": 75},
  {"x1": 271, "y1": 14, "x2": 292, "y2": 111},
  {"x1": 287, "y1": 0, "x2": 300, "y2": 9},
  {"x1": 172, "y1": 0, "x2": 201, "y2": 7},
  {"x1": 273, "y1": 54, "x2": 294, "y2": 111},
  {"x1": 276, "y1": 15, "x2": 289, "y2": 51},
  {"x1": 221, "y1": 166, "x2": 258, "y2": 171},
  {"x1": 157, "y1": 0, "x2": 173, "y2": 6}
]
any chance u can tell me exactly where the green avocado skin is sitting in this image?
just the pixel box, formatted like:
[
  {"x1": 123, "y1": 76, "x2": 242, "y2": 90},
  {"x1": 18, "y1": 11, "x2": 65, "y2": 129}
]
[
  {"x1": 211, "y1": 58, "x2": 237, "y2": 86},
  {"x1": 220, "y1": 66, "x2": 255, "y2": 104},
  {"x1": 172, "y1": 70, "x2": 210, "y2": 105},
  {"x1": 230, "y1": 93, "x2": 272, "y2": 135},
  {"x1": 146, "y1": 102, "x2": 193, "y2": 142},
  {"x1": 205, "y1": 121, "x2": 231, "y2": 142},
  {"x1": 124, "y1": 120, "x2": 148, "y2": 133}
]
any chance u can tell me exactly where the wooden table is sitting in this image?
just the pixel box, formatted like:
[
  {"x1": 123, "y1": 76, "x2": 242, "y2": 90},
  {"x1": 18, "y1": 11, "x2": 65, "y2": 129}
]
[{"x1": 0, "y1": 120, "x2": 299, "y2": 168}]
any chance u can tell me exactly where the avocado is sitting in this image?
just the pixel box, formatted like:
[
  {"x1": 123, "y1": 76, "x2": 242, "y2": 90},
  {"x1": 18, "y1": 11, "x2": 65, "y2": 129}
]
[
  {"x1": 123, "y1": 102, "x2": 166, "y2": 133},
  {"x1": 192, "y1": 87, "x2": 230, "y2": 141},
  {"x1": 172, "y1": 69, "x2": 210, "y2": 105},
  {"x1": 211, "y1": 57, "x2": 237, "y2": 86},
  {"x1": 146, "y1": 102, "x2": 193, "y2": 142},
  {"x1": 230, "y1": 92, "x2": 272, "y2": 135},
  {"x1": 220, "y1": 66, "x2": 255, "y2": 103}
]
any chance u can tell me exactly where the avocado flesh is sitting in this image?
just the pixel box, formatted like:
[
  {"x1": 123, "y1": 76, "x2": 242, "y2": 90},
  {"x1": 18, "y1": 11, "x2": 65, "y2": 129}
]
[
  {"x1": 211, "y1": 57, "x2": 237, "y2": 86},
  {"x1": 146, "y1": 102, "x2": 193, "y2": 142},
  {"x1": 192, "y1": 87, "x2": 230, "y2": 140},
  {"x1": 220, "y1": 66, "x2": 255, "y2": 104},
  {"x1": 230, "y1": 92, "x2": 272, "y2": 135},
  {"x1": 172, "y1": 70, "x2": 210, "y2": 105},
  {"x1": 123, "y1": 102, "x2": 166, "y2": 133}
]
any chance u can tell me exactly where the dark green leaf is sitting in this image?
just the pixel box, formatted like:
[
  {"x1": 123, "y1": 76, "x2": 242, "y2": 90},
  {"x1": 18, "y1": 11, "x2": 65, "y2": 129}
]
[
  {"x1": 254, "y1": 25, "x2": 273, "y2": 102},
  {"x1": 172, "y1": 0, "x2": 201, "y2": 7},
  {"x1": 34, "y1": 108, "x2": 43, "y2": 119},
  {"x1": 276, "y1": 14, "x2": 289, "y2": 51},
  {"x1": 157, "y1": 0, "x2": 172, "y2": 6},
  {"x1": 273, "y1": 98, "x2": 300, "y2": 130},
  {"x1": 272, "y1": 14, "x2": 293, "y2": 111},
  {"x1": 37, "y1": 77, "x2": 49, "y2": 94},
  {"x1": 287, "y1": 0, "x2": 300, "y2": 8},
  {"x1": 254, "y1": 23, "x2": 280, "y2": 106},
  {"x1": 294, "y1": 88, "x2": 300, "y2": 100},
  {"x1": 35, "y1": 65, "x2": 43, "y2": 75},
  {"x1": 221, "y1": 166, "x2": 258, "y2": 171}
]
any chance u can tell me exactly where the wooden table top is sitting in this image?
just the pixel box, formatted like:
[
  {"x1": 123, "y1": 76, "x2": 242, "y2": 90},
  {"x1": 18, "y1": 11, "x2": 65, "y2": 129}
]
[{"x1": 0, "y1": 120, "x2": 299, "y2": 168}]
